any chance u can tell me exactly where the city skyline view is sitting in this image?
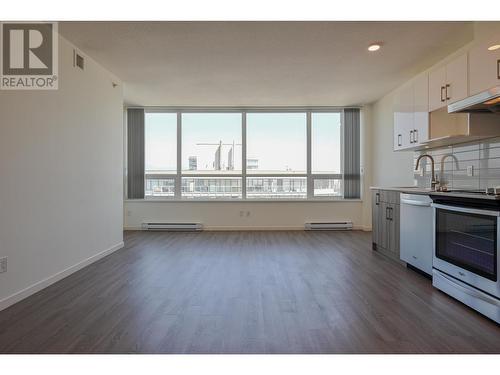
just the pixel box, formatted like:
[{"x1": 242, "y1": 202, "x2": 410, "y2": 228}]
[{"x1": 145, "y1": 112, "x2": 342, "y2": 175}]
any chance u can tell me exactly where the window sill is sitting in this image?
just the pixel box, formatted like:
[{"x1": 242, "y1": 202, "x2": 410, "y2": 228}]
[{"x1": 125, "y1": 198, "x2": 363, "y2": 203}]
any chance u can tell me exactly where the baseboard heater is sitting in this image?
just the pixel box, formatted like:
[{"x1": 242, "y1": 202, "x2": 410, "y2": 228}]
[
  {"x1": 141, "y1": 222, "x2": 203, "y2": 231},
  {"x1": 304, "y1": 221, "x2": 353, "y2": 231}
]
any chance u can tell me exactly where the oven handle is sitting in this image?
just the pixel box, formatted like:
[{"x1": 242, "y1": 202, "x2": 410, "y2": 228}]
[
  {"x1": 432, "y1": 203, "x2": 500, "y2": 217},
  {"x1": 437, "y1": 271, "x2": 500, "y2": 307},
  {"x1": 401, "y1": 198, "x2": 432, "y2": 207}
]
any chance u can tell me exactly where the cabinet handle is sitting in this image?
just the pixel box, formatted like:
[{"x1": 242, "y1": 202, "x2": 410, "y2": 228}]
[
  {"x1": 398, "y1": 134, "x2": 402, "y2": 147},
  {"x1": 497, "y1": 59, "x2": 500, "y2": 79},
  {"x1": 445, "y1": 84, "x2": 451, "y2": 100},
  {"x1": 375, "y1": 192, "x2": 380, "y2": 205},
  {"x1": 410, "y1": 130, "x2": 414, "y2": 143},
  {"x1": 440, "y1": 86, "x2": 446, "y2": 102},
  {"x1": 386, "y1": 207, "x2": 393, "y2": 221},
  {"x1": 414, "y1": 129, "x2": 418, "y2": 143}
]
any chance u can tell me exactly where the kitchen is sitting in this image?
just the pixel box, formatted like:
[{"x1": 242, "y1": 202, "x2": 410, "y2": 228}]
[{"x1": 371, "y1": 30, "x2": 500, "y2": 324}]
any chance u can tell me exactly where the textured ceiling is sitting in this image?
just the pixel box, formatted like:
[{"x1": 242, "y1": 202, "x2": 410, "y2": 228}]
[{"x1": 59, "y1": 21, "x2": 475, "y2": 106}]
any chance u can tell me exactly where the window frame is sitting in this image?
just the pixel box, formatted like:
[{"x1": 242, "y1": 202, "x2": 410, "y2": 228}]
[{"x1": 138, "y1": 107, "x2": 357, "y2": 202}]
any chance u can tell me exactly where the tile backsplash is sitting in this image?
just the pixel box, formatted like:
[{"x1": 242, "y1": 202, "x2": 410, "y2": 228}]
[{"x1": 414, "y1": 137, "x2": 500, "y2": 191}]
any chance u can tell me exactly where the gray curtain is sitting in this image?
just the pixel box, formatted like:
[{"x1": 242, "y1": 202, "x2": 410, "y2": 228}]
[
  {"x1": 127, "y1": 108, "x2": 145, "y2": 199},
  {"x1": 344, "y1": 108, "x2": 360, "y2": 199}
]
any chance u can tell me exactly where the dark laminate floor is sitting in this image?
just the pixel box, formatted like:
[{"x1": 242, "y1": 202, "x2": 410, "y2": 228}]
[{"x1": 0, "y1": 230, "x2": 499, "y2": 354}]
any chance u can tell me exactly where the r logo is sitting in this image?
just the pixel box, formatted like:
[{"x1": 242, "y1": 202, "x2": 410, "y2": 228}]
[{"x1": 2, "y1": 23, "x2": 53, "y2": 75}]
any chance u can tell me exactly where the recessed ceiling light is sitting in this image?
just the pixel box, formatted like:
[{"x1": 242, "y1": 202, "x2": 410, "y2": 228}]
[
  {"x1": 368, "y1": 43, "x2": 382, "y2": 52},
  {"x1": 488, "y1": 44, "x2": 500, "y2": 51}
]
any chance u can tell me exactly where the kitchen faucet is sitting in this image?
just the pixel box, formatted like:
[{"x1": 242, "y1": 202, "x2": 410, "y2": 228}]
[{"x1": 415, "y1": 154, "x2": 438, "y2": 191}]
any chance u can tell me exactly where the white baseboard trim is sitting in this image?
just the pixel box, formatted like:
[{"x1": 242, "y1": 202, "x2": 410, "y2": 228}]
[
  {"x1": 0, "y1": 241, "x2": 124, "y2": 312},
  {"x1": 357, "y1": 225, "x2": 372, "y2": 231}
]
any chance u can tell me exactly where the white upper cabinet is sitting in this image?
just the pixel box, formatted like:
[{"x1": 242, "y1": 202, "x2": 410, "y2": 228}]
[
  {"x1": 469, "y1": 35, "x2": 500, "y2": 95},
  {"x1": 413, "y1": 73, "x2": 429, "y2": 144},
  {"x1": 393, "y1": 73, "x2": 429, "y2": 151},
  {"x1": 393, "y1": 82, "x2": 413, "y2": 150},
  {"x1": 445, "y1": 54, "x2": 468, "y2": 104},
  {"x1": 429, "y1": 66, "x2": 446, "y2": 112},
  {"x1": 428, "y1": 54, "x2": 468, "y2": 112}
]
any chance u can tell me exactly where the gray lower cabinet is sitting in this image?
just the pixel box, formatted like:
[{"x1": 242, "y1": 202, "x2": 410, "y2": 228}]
[{"x1": 372, "y1": 189, "x2": 400, "y2": 261}]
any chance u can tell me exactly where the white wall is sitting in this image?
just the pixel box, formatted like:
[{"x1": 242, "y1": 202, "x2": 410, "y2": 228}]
[
  {"x1": 124, "y1": 108, "x2": 372, "y2": 231},
  {"x1": 125, "y1": 200, "x2": 366, "y2": 230},
  {"x1": 0, "y1": 35, "x2": 124, "y2": 310}
]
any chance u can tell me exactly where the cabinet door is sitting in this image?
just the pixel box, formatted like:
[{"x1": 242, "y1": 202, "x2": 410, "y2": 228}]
[
  {"x1": 393, "y1": 83, "x2": 414, "y2": 150},
  {"x1": 413, "y1": 73, "x2": 429, "y2": 144},
  {"x1": 445, "y1": 54, "x2": 468, "y2": 104},
  {"x1": 387, "y1": 204, "x2": 400, "y2": 256},
  {"x1": 372, "y1": 190, "x2": 381, "y2": 247},
  {"x1": 379, "y1": 202, "x2": 389, "y2": 250},
  {"x1": 429, "y1": 66, "x2": 446, "y2": 112},
  {"x1": 380, "y1": 190, "x2": 400, "y2": 205},
  {"x1": 393, "y1": 117, "x2": 404, "y2": 150},
  {"x1": 469, "y1": 36, "x2": 500, "y2": 95}
]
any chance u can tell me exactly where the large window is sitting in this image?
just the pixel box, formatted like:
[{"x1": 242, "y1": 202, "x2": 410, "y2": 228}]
[
  {"x1": 182, "y1": 113, "x2": 242, "y2": 173},
  {"x1": 312, "y1": 113, "x2": 341, "y2": 174},
  {"x1": 246, "y1": 113, "x2": 306, "y2": 174},
  {"x1": 144, "y1": 112, "x2": 177, "y2": 197},
  {"x1": 137, "y1": 108, "x2": 360, "y2": 200},
  {"x1": 181, "y1": 113, "x2": 242, "y2": 199},
  {"x1": 311, "y1": 112, "x2": 343, "y2": 198}
]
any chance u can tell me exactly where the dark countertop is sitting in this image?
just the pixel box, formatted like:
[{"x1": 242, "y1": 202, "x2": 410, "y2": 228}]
[
  {"x1": 370, "y1": 186, "x2": 500, "y2": 200},
  {"x1": 369, "y1": 186, "x2": 433, "y2": 195}
]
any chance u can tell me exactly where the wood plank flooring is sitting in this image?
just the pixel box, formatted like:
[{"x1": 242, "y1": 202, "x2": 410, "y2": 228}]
[{"x1": 0, "y1": 230, "x2": 499, "y2": 353}]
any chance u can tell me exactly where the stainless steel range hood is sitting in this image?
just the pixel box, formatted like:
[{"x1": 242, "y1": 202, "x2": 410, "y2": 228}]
[{"x1": 448, "y1": 86, "x2": 500, "y2": 113}]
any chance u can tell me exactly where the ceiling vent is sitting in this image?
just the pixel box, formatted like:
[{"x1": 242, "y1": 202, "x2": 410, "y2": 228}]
[{"x1": 73, "y1": 50, "x2": 84, "y2": 70}]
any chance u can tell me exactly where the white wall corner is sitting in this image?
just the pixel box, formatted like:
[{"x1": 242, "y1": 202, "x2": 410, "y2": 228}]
[{"x1": 0, "y1": 241, "x2": 124, "y2": 312}]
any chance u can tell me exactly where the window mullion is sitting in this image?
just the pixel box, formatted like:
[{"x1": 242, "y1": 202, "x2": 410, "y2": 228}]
[
  {"x1": 242, "y1": 111, "x2": 247, "y2": 199},
  {"x1": 341, "y1": 109, "x2": 345, "y2": 199},
  {"x1": 175, "y1": 112, "x2": 182, "y2": 199},
  {"x1": 306, "y1": 111, "x2": 313, "y2": 199}
]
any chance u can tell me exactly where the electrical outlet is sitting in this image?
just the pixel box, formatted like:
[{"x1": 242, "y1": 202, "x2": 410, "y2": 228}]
[
  {"x1": 467, "y1": 165, "x2": 474, "y2": 177},
  {"x1": 0, "y1": 257, "x2": 7, "y2": 273},
  {"x1": 239, "y1": 210, "x2": 244, "y2": 217}
]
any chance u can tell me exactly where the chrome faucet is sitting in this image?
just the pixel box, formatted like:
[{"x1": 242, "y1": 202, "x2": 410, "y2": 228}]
[{"x1": 415, "y1": 154, "x2": 438, "y2": 191}]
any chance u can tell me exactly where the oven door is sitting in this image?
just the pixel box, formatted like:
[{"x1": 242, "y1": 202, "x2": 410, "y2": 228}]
[{"x1": 433, "y1": 203, "x2": 500, "y2": 298}]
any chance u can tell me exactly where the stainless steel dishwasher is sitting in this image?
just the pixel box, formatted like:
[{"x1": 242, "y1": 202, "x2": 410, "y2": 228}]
[{"x1": 400, "y1": 193, "x2": 433, "y2": 275}]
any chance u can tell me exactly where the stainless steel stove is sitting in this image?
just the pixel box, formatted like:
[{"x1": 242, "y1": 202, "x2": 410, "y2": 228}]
[{"x1": 429, "y1": 190, "x2": 500, "y2": 323}]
